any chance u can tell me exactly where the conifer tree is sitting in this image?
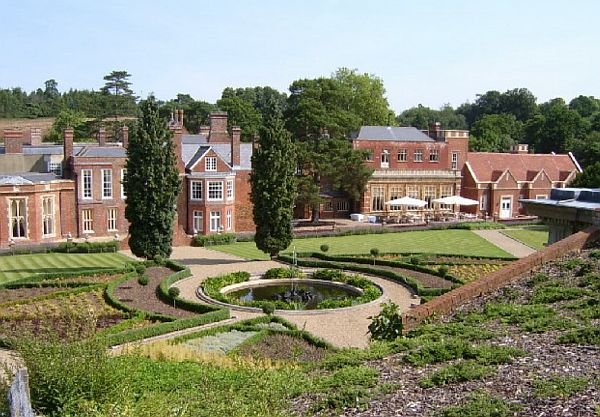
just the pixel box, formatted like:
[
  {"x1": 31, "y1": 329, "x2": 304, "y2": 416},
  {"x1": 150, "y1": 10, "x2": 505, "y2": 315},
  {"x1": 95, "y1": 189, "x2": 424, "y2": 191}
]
[
  {"x1": 251, "y1": 104, "x2": 297, "y2": 257},
  {"x1": 124, "y1": 97, "x2": 180, "y2": 259}
]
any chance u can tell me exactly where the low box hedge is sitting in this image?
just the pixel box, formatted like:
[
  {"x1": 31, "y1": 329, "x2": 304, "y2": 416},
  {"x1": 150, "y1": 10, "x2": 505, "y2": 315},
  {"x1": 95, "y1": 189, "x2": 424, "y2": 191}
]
[
  {"x1": 56, "y1": 240, "x2": 119, "y2": 253},
  {"x1": 192, "y1": 233, "x2": 236, "y2": 247}
]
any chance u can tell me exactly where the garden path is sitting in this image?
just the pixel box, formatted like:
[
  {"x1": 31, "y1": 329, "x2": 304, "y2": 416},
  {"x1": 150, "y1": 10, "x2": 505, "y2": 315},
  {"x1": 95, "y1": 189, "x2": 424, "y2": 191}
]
[
  {"x1": 169, "y1": 246, "x2": 415, "y2": 348},
  {"x1": 474, "y1": 229, "x2": 537, "y2": 258}
]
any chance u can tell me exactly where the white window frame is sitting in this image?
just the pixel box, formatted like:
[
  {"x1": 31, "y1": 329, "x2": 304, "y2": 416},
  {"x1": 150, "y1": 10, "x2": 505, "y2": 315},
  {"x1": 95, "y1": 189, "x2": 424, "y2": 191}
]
[
  {"x1": 107, "y1": 208, "x2": 117, "y2": 231},
  {"x1": 9, "y1": 198, "x2": 27, "y2": 239},
  {"x1": 336, "y1": 200, "x2": 350, "y2": 211},
  {"x1": 397, "y1": 149, "x2": 407, "y2": 162},
  {"x1": 226, "y1": 180, "x2": 234, "y2": 199},
  {"x1": 82, "y1": 209, "x2": 94, "y2": 233},
  {"x1": 429, "y1": 149, "x2": 440, "y2": 162},
  {"x1": 205, "y1": 157, "x2": 217, "y2": 171},
  {"x1": 226, "y1": 209, "x2": 232, "y2": 231},
  {"x1": 82, "y1": 169, "x2": 92, "y2": 199},
  {"x1": 42, "y1": 196, "x2": 55, "y2": 237},
  {"x1": 121, "y1": 169, "x2": 127, "y2": 199},
  {"x1": 102, "y1": 169, "x2": 113, "y2": 199},
  {"x1": 381, "y1": 150, "x2": 390, "y2": 168},
  {"x1": 193, "y1": 211, "x2": 204, "y2": 233},
  {"x1": 414, "y1": 149, "x2": 423, "y2": 162},
  {"x1": 48, "y1": 161, "x2": 62, "y2": 176},
  {"x1": 207, "y1": 181, "x2": 223, "y2": 201},
  {"x1": 535, "y1": 194, "x2": 548, "y2": 200},
  {"x1": 451, "y1": 152, "x2": 459, "y2": 170},
  {"x1": 210, "y1": 211, "x2": 221, "y2": 232},
  {"x1": 191, "y1": 180, "x2": 203, "y2": 200}
]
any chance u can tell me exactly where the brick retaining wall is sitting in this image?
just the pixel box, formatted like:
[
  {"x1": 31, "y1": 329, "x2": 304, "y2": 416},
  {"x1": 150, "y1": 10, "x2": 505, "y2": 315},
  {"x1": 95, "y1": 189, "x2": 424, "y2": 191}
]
[{"x1": 402, "y1": 226, "x2": 600, "y2": 331}]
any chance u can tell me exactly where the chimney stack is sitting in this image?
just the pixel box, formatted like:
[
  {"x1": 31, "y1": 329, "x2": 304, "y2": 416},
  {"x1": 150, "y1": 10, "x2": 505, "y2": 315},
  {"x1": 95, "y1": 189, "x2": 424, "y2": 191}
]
[
  {"x1": 208, "y1": 111, "x2": 229, "y2": 143},
  {"x1": 178, "y1": 109, "x2": 184, "y2": 127},
  {"x1": 29, "y1": 127, "x2": 42, "y2": 146},
  {"x1": 63, "y1": 128, "x2": 74, "y2": 178},
  {"x1": 169, "y1": 123, "x2": 185, "y2": 172},
  {"x1": 510, "y1": 143, "x2": 529, "y2": 154},
  {"x1": 3, "y1": 129, "x2": 23, "y2": 154},
  {"x1": 119, "y1": 126, "x2": 129, "y2": 148},
  {"x1": 96, "y1": 128, "x2": 106, "y2": 147},
  {"x1": 428, "y1": 122, "x2": 442, "y2": 140},
  {"x1": 231, "y1": 126, "x2": 241, "y2": 167},
  {"x1": 199, "y1": 125, "x2": 210, "y2": 136}
]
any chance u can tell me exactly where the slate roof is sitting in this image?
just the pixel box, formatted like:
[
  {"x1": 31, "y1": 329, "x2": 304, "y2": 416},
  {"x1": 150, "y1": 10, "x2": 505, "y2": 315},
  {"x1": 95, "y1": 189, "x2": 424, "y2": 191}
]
[
  {"x1": 76, "y1": 146, "x2": 127, "y2": 158},
  {"x1": 0, "y1": 172, "x2": 60, "y2": 185},
  {"x1": 185, "y1": 146, "x2": 211, "y2": 170},
  {"x1": 522, "y1": 188, "x2": 600, "y2": 210},
  {"x1": 352, "y1": 126, "x2": 434, "y2": 142},
  {"x1": 0, "y1": 145, "x2": 85, "y2": 155},
  {"x1": 466, "y1": 152, "x2": 580, "y2": 183},
  {"x1": 182, "y1": 134, "x2": 208, "y2": 144}
]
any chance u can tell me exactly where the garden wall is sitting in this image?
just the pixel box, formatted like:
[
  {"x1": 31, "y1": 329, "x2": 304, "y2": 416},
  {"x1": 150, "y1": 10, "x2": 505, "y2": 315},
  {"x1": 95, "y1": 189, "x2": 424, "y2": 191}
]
[{"x1": 402, "y1": 226, "x2": 600, "y2": 331}]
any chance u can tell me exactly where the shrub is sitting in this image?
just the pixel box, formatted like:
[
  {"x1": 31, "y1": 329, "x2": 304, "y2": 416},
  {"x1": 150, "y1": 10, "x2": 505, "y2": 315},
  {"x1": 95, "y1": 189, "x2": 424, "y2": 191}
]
[
  {"x1": 137, "y1": 275, "x2": 149, "y2": 286},
  {"x1": 135, "y1": 264, "x2": 146, "y2": 275},
  {"x1": 312, "y1": 269, "x2": 346, "y2": 281},
  {"x1": 558, "y1": 326, "x2": 600, "y2": 346},
  {"x1": 368, "y1": 300, "x2": 403, "y2": 341},
  {"x1": 263, "y1": 267, "x2": 304, "y2": 279},
  {"x1": 419, "y1": 361, "x2": 494, "y2": 388},
  {"x1": 369, "y1": 248, "x2": 379, "y2": 257},
  {"x1": 168, "y1": 287, "x2": 180, "y2": 307},
  {"x1": 261, "y1": 302, "x2": 276, "y2": 315},
  {"x1": 533, "y1": 375, "x2": 589, "y2": 398},
  {"x1": 438, "y1": 265, "x2": 449, "y2": 277},
  {"x1": 576, "y1": 261, "x2": 596, "y2": 277},
  {"x1": 410, "y1": 256, "x2": 421, "y2": 265},
  {"x1": 56, "y1": 240, "x2": 118, "y2": 253},
  {"x1": 192, "y1": 233, "x2": 236, "y2": 247},
  {"x1": 589, "y1": 250, "x2": 600, "y2": 260},
  {"x1": 437, "y1": 391, "x2": 517, "y2": 417},
  {"x1": 320, "y1": 244, "x2": 329, "y2": 253}
]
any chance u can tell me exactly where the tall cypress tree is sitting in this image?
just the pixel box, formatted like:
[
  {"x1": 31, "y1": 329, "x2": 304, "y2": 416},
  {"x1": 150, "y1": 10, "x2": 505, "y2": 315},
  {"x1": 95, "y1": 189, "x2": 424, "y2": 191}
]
[
  {"x1": 251, "y1": 105, "x2": 297, "y2": 257},
  {"x1": 124, "y1": 97, "x2": 180, "y2": 259}
]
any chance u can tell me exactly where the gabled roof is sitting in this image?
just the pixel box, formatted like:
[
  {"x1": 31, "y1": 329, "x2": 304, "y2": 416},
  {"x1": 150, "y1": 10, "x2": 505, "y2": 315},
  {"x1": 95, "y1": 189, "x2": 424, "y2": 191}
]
[
  {"x1": 185, "y1": 146, "x2": 211, "y2": 170},
  {"x1": 352, "y1": 126, "x2": 434, "y2": 142},
  {"x1": 466, "y1": 152, "x2": 579, "y2": 183}
]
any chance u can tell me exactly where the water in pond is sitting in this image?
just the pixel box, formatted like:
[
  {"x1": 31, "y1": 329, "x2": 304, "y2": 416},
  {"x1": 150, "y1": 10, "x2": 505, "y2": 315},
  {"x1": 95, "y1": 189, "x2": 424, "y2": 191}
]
[{"x1": 228, "y1": 283, "x2": 359, "y2": 310}]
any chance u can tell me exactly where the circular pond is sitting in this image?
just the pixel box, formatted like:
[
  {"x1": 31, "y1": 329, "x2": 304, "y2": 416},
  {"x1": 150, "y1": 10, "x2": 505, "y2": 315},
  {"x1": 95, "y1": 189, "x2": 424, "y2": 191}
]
[{"x1": 225, "y1": 280, "x2": 363, "y2": 310}]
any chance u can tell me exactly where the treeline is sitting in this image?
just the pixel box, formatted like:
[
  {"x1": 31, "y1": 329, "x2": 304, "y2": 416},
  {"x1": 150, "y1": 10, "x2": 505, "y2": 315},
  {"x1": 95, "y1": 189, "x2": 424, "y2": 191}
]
[{"x1": 2, "y1": 69, "x2": 599, "y2": 176}]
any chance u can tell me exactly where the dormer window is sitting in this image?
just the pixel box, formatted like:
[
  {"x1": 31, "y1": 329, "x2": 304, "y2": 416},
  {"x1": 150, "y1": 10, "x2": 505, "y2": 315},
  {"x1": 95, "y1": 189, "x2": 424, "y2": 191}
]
[{"x1": 205, "y1": 157, "x2": 217, "y2": 171}]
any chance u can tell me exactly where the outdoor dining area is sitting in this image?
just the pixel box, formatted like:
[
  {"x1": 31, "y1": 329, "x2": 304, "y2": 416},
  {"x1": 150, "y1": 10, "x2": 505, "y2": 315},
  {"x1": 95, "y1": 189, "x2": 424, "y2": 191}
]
[{"x1": 375, "y1": 195, "x2": 480, "y2": 225}]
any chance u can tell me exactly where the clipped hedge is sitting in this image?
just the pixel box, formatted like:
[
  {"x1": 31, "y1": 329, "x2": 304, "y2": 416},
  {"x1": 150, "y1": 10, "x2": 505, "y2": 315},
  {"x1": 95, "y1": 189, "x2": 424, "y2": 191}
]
[
  {"x1": 0, "y1": 283, "x2": 107, "y2": 308},
  {"x1": 56, "y1": 240, "x2": 119, "y2": 253},
  {"x1": 0, "y1": 267, "x2": 127, "y2": 289},
  {"x1": 192, "y1": 233, "x2": 236, "y2": 247},
  {"x1": 103, "y1": 308, "x2": 230, "y2": 346}
]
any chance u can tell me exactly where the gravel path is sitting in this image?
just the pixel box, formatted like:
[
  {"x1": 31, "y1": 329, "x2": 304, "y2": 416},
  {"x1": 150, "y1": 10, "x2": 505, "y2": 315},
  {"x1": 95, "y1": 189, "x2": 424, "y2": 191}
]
[
  {"x1": 170, "y1": 246, "x2": 416, "y2": 348},
  {"x1": 474, "y1": 229, "x2": 537, "y2": 258}
]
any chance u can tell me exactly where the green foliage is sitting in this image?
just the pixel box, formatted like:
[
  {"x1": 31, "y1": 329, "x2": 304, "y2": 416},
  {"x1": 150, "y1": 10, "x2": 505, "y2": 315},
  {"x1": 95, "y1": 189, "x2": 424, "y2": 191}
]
[
  {"x1": 558, "y1": 326, "x2": 600, "y2": 346},
  {"x1": 14, "y1": 336, "x2": 123, "y2": 415},
  {"x1": 261, "y1": 302, "x2": 275, "y2": 315},
  {"x1": 202, "y1": 272, "x2": 252, "y2": 303},
  {"x1": 406, "y1": 322, "x2": 495, "y2": 342},
  {"x1": 410, "y1": 256, "x2": 421, "y2": 265},
  {"x1": 370, "y1": 247, "x2": 379, "y2": 257},
  {"x1": 134, "y1": 263, "x2": 146, "y2": 275},
  {"x1": 438, "y1": 265, "x2": 449, "y2": 277},
  {"x1": 44, "y1": 109, "x2": 86, "y2": 142},
  {"x1": 533, "y1": 375, "x2": 590, "y2": 398},
  {"x1": 251, "y1": 106, "x2": 297, "y2": 257},
  {"x1": 419, "y1": 361, "x2": 495, "y2": 388},
  {"x1": 263, "y1": 267, "x2": 304, "y2": 279},
  {"x1": 469, "y1": 113, "x2": 523, "y2": 152},
  {"x1": 137, "y1": 275, "x2": 149, "y2": 286},
  {"x1": 124, "y1": 96, "x2": 181, "y2": 259},
  {"x1": 529, "y1": 285, "x2": 589, "y2": 304},
  {"x1": 397, "y1": 104, "x2": 467, "y2": 129},
  {"x1": 168, "y1": 286, "x2": 180, "y2": 298},
  {"x1": 437, "y1": 391, "x2": 518, "y2": 417},
  {"x1": 368, "y1": 300, "x2": 403, "y2": 341},
  {"x1": 315, "y1": 365, "x2": 379, "y2": 412},
  {"x1": 56, "y1": 240, "x2": 118, "y2": 253},
  {"x1": 192, "y1": 233, "x2": 236, "y2": 247},
  {"x1": 446, "y1": 221, "x2": 506, "y2": 230},
  {"x1": 527, "y1": 273, "x2": 550, "y2": 287},
  {"x1": 320, "y1": 244, "x2": 329, "y2": 253},
  {"x1": 100, "y1": 70, "x2": 137, "y2": 118}
]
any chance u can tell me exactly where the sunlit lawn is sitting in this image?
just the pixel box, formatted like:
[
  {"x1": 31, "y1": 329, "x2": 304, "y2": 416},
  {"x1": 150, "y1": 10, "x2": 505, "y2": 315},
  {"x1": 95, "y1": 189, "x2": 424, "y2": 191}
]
[
  {"x1": 501, "y1": 229, "x2": 549, "y2": 250},
  {"x1": 210, "y1": 229, "x2": 513, "y2": 260},
  {"x1": 0, "y1": 252, "x2": 131, "y2": 284}
]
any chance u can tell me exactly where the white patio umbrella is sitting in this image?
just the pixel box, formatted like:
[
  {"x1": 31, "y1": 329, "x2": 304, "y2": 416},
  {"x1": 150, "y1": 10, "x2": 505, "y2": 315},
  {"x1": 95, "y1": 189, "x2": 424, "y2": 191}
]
[
  {"x1": 432, "y1": 195, "x2": 479, "y2": 206},
  {"x1": 385, "y1": 196, "x2": 428, "y2": 207}
]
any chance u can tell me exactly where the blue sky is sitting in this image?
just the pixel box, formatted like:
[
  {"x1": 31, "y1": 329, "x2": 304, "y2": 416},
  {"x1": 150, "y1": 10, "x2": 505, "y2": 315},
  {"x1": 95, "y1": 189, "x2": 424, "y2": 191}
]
[{"x1": 1, "y1": 0, "x2": 598, "y2": 112}]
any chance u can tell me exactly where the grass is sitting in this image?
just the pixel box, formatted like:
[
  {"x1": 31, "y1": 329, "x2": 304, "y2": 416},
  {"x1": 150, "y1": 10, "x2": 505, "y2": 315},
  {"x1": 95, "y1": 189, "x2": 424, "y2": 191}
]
[
  {"x1": 211, "y1": 230, "x2": 513, "y2": 260},
  {"x1": 501, "y1": 228, "x2": 549, "y2": 250},
  {"x1": 0, "y1": 252, "x2": 131, "y2": 284}
]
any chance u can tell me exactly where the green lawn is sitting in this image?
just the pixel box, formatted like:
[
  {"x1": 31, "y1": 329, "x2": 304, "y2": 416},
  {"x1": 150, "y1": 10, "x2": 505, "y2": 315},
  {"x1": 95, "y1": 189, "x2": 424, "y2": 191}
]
[
  {"x1": 211, "y1": 229, "x2": 514, "y2": 260},
  {"x1": 501, "y1": 229, "x2": 549, "y2": 250},
  {"x1": 0, "y1": 252, "x2": 131, "y2": 284}
]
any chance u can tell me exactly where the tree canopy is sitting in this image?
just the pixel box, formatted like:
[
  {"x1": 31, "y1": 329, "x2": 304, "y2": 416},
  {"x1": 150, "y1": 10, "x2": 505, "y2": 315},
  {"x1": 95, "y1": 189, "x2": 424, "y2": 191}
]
[{"x1": 124, "y1": 96, "x2": 180, "y2": 259}]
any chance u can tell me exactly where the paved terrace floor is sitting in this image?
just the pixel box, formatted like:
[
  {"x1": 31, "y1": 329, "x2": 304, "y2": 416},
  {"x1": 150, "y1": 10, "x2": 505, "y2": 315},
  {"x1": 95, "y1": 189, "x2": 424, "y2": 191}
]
[
  {"x1": 169, "y1": 246, "x2": 415, "y2": 349},
  {"x1": 474, "y1": 229, "x2": 537, "y2": 258}
]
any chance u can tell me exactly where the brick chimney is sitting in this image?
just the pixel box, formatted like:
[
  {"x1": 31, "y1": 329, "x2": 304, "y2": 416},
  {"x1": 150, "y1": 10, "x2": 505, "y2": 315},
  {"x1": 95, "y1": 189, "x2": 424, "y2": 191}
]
[
  {"x1": 63, "y1": 128, "x2": 74, "y2": 178},
  {"x1": 199, "y1": 125, "x2": 210, "y2": 136},
  {"x1": 169, "y1": 124, "x2": 185, "y2": 172},
  {"x1": 178, "y1": 109, "x2": 184, "y2": 128},
  {"x1": 96, "y1": 128, "x2": 106, "y2": 146},
  {"x1": 4, "y1": 129, "x2": 23, "y2": 154},
  {"x1": 510, "y1": 143, "x2": 529, "y2": 154},
  {"x1": 231, "y1": 126, "x2": 241, "y2": 167},
  {"x1": 119, "y1": 126, "x2": 129, "y2": 148},
  {"x1": 428, "y1": 122, "x2": 442, "y2": 140},
  {"x1": 30, "y1": 128, "x2": 42, "y2": 146},
  {"x1": 208, "y1": 111, "x2": 229, "y2": 143}
]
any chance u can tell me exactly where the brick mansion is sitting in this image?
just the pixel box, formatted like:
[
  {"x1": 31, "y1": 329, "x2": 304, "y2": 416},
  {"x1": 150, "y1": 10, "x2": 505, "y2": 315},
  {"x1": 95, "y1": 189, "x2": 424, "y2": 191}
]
[{"x1": 0, "y1": 113, "x2": 581, "y2": 248}]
